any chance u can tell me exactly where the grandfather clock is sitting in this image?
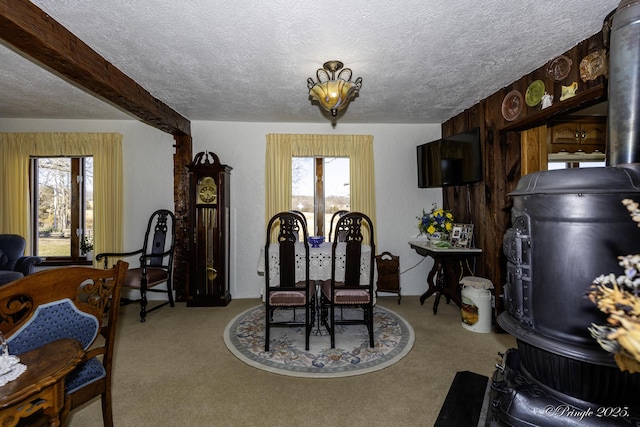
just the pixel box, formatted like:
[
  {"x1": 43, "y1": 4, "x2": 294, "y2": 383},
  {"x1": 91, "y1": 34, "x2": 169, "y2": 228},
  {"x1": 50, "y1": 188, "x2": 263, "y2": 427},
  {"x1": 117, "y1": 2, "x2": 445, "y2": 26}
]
[{"x1": 187, "y1": 151, "x2": 232, "y2": 306}]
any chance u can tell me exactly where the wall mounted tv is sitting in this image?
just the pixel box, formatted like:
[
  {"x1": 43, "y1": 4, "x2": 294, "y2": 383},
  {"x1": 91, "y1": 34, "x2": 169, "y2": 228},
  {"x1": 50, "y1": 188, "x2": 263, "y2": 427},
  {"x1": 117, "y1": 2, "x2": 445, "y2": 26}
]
[{"x1": 417, "y1": 128, "x2": 482, "y2": 188}]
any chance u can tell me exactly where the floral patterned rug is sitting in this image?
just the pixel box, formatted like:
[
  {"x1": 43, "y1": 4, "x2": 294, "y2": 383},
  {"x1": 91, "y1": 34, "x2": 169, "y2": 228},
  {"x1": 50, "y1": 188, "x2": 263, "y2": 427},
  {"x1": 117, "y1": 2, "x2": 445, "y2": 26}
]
[{"x1": 223, "y1": 304, "x2": 414, "y2": 378}]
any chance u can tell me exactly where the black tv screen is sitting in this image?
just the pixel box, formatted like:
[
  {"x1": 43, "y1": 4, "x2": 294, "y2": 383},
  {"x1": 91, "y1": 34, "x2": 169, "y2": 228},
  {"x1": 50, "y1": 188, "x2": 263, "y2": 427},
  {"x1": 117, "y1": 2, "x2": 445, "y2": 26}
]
[{"x1": 417, "y1": 128, "x2": 482, "y2": 188}]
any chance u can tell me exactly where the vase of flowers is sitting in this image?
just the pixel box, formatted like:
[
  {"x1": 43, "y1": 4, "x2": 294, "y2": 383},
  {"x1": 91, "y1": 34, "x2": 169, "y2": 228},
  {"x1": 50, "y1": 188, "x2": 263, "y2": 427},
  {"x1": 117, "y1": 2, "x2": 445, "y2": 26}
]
[{"x1": 417, "y1": 204, "x2": 454, "y2": 245}]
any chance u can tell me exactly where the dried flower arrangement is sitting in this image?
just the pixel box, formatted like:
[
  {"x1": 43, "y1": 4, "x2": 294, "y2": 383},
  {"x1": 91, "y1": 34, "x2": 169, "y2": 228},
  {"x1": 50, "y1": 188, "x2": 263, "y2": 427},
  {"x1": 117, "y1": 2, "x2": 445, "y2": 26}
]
[{"x1": 588, "y1": 199, "x2": 640, "y2": 373}]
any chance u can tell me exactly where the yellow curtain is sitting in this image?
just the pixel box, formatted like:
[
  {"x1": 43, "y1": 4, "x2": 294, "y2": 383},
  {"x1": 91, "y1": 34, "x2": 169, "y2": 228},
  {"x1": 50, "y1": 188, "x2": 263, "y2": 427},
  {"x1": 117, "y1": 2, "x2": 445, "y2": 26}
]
[
  {"x1": 0, "y1": 133, "x2": 123, "y2": 260},
  {"x1": 265, "y1": 133, "x2": 376, "y2": 243}
]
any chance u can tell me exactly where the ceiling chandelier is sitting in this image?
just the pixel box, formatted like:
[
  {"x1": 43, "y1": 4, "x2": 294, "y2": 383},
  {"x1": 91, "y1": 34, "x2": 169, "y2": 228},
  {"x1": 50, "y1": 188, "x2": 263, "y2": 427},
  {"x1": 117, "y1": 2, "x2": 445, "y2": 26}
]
[{"x1": 307, "y1": 61, "x2": 362, "y2": 121}]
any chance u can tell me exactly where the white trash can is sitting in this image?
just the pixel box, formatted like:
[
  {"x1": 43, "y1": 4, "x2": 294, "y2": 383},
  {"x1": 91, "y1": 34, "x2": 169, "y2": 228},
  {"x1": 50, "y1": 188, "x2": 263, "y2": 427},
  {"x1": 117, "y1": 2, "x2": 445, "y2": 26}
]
[{"x1": 460, "y1": 276, "x2": 493, "y2": 333}]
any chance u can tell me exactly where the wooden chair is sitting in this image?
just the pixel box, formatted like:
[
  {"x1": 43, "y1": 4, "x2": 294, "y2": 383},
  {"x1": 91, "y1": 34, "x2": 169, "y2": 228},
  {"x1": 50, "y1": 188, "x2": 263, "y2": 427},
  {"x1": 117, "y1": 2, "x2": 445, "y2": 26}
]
[
  {"x1": 289, "y1": 210, "x2": 307, "y2": 241},
  {"x1": 97, "y1": 209, "x2": 175, "y2": 322},
  {"x1": 0, "y1": 261, "x2": 128, "y2": 427},
  {"x1": 328, "y1": 210, "x2": 349, "y2": 242},
  {"x1": 321, "y1": 212, "x2": 375, "y2": 349},
  {"x1": 289, "y1": 210, "x2": 306, "y2": 225},
  {"x1": 264, "y1": 211, "x2": 315, "y2": 351}
]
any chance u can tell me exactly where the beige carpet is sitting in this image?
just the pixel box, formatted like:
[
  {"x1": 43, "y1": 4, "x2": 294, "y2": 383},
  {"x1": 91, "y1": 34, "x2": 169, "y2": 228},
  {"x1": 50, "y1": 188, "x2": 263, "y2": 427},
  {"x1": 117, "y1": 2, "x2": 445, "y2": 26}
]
[{"x1": 69, "y1": 296, "x2": 516, "y2": 426}]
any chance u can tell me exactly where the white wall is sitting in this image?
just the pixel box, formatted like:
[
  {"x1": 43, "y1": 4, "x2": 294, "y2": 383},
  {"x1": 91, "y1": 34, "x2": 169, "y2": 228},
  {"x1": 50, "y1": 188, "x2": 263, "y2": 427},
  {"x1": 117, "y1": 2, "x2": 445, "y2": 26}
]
[
  {"x1": 190, "y1": 121, "x2": 442, "y2": 299},
  {"x1": 1, "y1": 118, "x2": 442, "y2": 300}
]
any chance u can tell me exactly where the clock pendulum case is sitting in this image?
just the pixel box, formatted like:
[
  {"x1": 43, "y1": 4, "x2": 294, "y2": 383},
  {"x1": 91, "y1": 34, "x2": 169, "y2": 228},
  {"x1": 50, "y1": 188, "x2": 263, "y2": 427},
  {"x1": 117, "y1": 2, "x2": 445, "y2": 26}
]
[{"x1": 186, "y1": 151, "x2": 232, "y2": 306}]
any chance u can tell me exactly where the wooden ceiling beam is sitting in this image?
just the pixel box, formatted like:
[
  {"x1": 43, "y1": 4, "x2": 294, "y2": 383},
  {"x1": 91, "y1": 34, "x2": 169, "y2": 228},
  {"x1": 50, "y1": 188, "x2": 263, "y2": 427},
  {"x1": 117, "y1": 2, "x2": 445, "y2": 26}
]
[{"x1": 0, "y1": 0, "x2": 190, "y2": 136}]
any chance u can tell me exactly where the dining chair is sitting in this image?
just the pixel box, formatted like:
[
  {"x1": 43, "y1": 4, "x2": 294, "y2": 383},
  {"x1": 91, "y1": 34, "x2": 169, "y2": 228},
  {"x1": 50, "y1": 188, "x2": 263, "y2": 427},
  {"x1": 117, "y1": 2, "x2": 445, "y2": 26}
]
[
  {"x1": 321, "y1": 211, "x2": 375, "y2": 349},
  {"x1": 289, "y1": 210, "x2": 306, "y2": 225},
  {"x1": 96, "y1": 209, "x2": 175, "y2": 322},
  {"x1": 289, "y1": 210, "x2": 307, "y2": 241},
  {"x1": 264, "y1": 211, "x2": 315, "y2": 351},
  {"x1": 0, "y1": 261, "x2": 128, "y2": 427},
  {"x1": 328, "y1": 210, "x2": 349, "y2": 242}
]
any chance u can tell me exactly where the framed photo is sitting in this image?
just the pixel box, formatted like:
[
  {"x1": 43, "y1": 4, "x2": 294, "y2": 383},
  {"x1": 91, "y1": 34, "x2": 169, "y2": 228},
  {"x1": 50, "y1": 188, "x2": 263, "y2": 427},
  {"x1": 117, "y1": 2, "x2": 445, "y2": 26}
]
[{"x1": 450, "y1": 223, "x2": 474, "y2": 248}]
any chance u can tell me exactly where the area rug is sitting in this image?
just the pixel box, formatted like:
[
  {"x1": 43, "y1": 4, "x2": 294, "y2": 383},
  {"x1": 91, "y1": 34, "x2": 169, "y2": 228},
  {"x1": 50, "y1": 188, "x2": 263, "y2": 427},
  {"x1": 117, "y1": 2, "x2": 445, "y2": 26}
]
[{"x1": 223, "y1": 304, "x2": 414, "y2": 378}]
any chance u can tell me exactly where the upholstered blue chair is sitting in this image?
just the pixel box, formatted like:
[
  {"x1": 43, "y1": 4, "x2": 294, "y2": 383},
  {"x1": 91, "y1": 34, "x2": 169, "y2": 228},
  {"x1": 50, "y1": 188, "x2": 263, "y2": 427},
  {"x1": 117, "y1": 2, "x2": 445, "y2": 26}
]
[
  {"x1": 0, "y1": 261, "x2": 128, "y2": 427},
  {"x1": 0, "y1": 234, "x2": 42, "y2": 285}
]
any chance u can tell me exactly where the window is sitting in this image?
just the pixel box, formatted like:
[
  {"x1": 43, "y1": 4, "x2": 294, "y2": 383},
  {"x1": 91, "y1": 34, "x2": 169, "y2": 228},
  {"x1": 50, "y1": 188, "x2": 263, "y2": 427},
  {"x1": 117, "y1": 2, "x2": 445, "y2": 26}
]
[
  {"x1": 548, "y1": 160, "x2": 606, "y2": 170},
  {"x1": 292, "y1": 157, "x2": 349, "y2": 236},
  {"x1": 1, "y1": 132, "x2": 122, "y2": 259},
  {"x1": 265, "y1": 133, "x2": 375, "y2": 245},
  {"x1": 31, "y1": 157, "x2": 93, "y2": 262}
]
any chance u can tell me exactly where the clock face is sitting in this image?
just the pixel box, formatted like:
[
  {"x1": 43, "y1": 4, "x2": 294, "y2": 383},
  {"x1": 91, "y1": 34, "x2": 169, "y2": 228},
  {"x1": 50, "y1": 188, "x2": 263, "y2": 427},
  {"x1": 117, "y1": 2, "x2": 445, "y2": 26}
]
[
  {"x1": 197, "y1": 176, "x2": 217, "y2": 204},
  {"x1": 199, "y1": 186, "x2": 216, "y2": 203}
]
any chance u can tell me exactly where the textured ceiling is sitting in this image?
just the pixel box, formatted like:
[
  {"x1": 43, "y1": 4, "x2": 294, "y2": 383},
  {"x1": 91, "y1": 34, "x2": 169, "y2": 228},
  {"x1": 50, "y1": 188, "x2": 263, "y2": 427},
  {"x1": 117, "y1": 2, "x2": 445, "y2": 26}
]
[{"x1": 0, "y1": 0, "x2": 620, "y2": 124}]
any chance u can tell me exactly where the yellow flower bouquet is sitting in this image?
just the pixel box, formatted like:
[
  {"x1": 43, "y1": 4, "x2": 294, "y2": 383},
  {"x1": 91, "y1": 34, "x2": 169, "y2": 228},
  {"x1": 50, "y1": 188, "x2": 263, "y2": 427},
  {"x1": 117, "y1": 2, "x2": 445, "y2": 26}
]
[{"x1": 417, "y1": 203, "x2": 454, "y2": 236}]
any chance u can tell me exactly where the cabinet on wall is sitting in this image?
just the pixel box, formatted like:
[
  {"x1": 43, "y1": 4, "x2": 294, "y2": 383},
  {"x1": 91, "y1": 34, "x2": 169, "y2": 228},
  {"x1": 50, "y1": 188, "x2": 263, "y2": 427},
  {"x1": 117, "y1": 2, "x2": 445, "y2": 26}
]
[
  {"x1": 186, "y1": 151, "x2": 232, "y2": 306},
  {"x1": 547, "y1": 118, "x2": 606, "y2": 154}
]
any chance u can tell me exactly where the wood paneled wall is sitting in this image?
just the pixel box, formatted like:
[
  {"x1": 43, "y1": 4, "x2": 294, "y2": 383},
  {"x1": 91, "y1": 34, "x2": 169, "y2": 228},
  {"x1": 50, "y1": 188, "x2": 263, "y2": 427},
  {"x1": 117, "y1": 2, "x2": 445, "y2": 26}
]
[
  {"x1": 173, "y1": 134, "x2": 192, "y2": 301},
  {"x1": 442, "y1": 29, "x2": 609, "y2": 319}
]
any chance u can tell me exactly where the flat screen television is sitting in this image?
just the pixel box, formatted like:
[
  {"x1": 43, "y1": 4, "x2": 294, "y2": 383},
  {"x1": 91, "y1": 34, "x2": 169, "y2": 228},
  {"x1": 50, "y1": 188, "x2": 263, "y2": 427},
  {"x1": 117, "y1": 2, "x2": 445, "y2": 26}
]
[{"x1": 417, "y1": 128, "x2": 482, "y2": 188}]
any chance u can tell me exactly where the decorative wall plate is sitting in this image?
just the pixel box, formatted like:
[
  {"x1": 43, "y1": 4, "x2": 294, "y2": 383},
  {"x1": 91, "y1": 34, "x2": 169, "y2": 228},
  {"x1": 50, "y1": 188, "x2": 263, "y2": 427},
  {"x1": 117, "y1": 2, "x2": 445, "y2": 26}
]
[
  {"x1": 546, "y1": 55, "x2": 572, "y2": 81},
  {"x1": 525, "y1": 80, "x2": 545, "y2": 107},
  {"x1": 501, "y1": 90, "x2": 523, "y2": 121}
]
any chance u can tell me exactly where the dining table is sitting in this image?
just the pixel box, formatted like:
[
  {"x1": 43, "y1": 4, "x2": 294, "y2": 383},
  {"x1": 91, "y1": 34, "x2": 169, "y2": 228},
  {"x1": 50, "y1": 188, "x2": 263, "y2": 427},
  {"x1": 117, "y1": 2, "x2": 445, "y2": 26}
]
[{"x1": 0, "y1": 338, "x2": 84, "y2": 427}]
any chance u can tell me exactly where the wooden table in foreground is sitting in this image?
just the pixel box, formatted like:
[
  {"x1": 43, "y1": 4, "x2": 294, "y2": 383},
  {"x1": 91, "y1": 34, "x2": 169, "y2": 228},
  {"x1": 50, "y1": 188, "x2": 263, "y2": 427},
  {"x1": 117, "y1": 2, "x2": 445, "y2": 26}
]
[
  {"x1": 409, "y1": 241, "x2": 482, "y2": 314},
  {"x1": 0, "y1": 338, "x2": 83, "y2": 427}
]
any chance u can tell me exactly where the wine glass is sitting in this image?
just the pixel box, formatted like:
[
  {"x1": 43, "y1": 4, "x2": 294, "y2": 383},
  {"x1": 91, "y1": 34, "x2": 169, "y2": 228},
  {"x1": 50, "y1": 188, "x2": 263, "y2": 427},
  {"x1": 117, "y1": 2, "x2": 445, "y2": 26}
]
[
  {"x1": 0, "y1": 332, "x2": 9, "y2": 375},
  {"x1": 0, "y1": 331, "x2": 7, "y2": 359}
]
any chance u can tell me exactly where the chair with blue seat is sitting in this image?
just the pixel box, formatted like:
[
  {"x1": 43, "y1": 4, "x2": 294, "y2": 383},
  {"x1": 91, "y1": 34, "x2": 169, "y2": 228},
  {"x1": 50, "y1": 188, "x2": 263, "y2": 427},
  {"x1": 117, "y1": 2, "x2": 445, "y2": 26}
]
[
  {"x1": 0, "y1": 261, "x2": 128, "y2": 427},
  {"x1": 0, "y1": 234, "x2": 42, "y2": 286}
]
